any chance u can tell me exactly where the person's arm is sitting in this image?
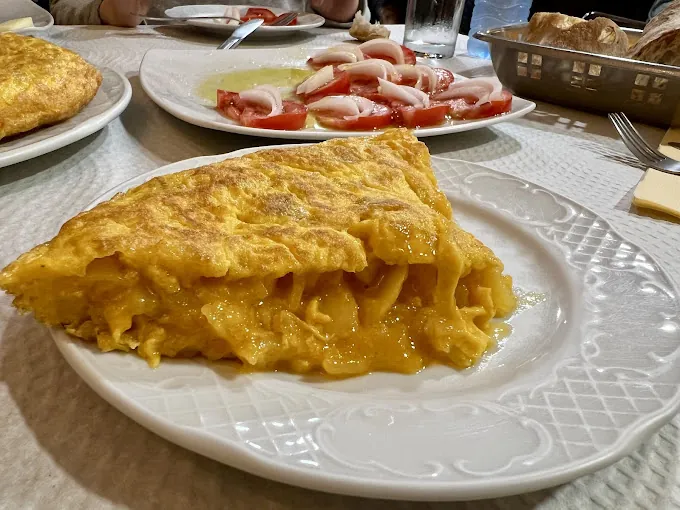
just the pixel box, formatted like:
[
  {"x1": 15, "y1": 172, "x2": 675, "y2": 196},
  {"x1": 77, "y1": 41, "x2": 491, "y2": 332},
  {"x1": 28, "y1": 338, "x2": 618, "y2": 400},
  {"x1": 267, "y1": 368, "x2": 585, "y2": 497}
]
[
  {"x1": 50, "y1": 0, "x2": 104, "y2": 25},
  {"x1": 310, "y1": 0, "x2": 360, "y2": 22},
  {"x1": 49, "y1": 0, "x2": 148, "y2": 26}
]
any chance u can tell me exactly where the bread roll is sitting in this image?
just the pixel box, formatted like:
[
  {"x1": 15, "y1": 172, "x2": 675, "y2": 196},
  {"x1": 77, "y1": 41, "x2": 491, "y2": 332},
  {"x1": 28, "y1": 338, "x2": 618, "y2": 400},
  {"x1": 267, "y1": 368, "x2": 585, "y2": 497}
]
[
  {"x1": 628, "y1": 0, "x2": 680, "y2": 66},
  {"x1": 525, "y1": 12, "x2": 629, "y2": 57}
]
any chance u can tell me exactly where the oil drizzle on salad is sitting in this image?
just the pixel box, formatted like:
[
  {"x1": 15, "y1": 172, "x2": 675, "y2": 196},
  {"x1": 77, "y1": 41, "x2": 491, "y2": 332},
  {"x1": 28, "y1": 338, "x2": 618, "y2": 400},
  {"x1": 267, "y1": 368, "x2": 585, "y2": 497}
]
[{"x1": 197, "y1": 67, "x2": 313, "y2": 103}]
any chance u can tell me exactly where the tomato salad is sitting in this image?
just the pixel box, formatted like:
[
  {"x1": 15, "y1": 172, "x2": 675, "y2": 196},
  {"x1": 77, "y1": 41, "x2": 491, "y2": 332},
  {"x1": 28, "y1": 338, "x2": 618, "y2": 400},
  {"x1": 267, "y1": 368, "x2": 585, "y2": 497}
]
[
  {"x1": 223, "y1": 7, "x2": 298, "y2": 25},
  {"x1": 216, "y1": 39, "x2": 512, "y2": 131}
]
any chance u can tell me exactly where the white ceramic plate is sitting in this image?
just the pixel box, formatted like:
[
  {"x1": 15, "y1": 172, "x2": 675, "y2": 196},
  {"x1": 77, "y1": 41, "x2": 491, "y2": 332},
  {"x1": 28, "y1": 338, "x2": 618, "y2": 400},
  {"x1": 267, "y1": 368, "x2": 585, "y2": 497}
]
[
  {"x1": 52, "y1": 146, "x2": 680, "y2": 501},
  {"x1": 0, "y1": 68, "x2": 131, "y2": 169},
  {"x1": 140, "y1": 48, "x2": 536, "y2": 140},
  {"x1": 164, "y1": 5, "x2": 325, "y2": 36},
  {"x1": 2, "y1": 0, "x2": 54, "y2": 31}
]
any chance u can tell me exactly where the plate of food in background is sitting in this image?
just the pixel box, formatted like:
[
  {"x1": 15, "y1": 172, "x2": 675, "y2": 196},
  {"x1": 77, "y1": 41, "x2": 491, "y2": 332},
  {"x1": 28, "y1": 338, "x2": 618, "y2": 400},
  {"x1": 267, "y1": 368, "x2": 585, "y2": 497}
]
[
  {"x1": 164, "y1": 4, "x2": 325, "y2": 36},
  {"x1": 139, "y1": 40, "x2": 535, "y2": 140},
  {"x1": 0, "y1": 33, "x2": 132, "y2": 168},
  {"x1": 2, "y1": 129, "x2": 679, "y2": 500},
  {"x1": 0, "y1": 0, "x2": 54, "y2": 32}
]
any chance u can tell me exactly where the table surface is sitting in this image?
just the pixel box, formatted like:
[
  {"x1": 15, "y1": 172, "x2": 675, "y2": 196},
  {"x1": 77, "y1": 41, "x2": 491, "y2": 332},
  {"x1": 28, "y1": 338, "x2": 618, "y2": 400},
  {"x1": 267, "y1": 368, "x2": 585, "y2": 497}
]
[{"x1": 1, "y1": 24, "x2": 679, "y2": 510}]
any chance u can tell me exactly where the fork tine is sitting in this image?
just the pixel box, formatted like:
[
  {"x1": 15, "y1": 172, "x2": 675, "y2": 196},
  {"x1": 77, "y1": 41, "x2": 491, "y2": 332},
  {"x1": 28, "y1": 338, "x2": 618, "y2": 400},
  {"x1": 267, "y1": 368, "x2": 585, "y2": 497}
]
[
  {"x1": 609, "y1": 114, "x2": 654, "y2": 165},
  {"x1": 610, "y1": 113, "x2": 662, "y2": 163},
  {"x1": 271, "y1": 12, "x2": 296, "y2": 25},
  {"x1": 615, "y1": 113, "x2": 665, "y2": 161}
]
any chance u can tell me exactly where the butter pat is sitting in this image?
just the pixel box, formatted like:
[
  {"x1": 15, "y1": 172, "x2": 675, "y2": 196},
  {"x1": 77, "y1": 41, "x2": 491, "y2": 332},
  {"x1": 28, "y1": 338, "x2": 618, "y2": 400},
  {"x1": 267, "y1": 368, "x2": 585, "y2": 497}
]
[
  {"x1": 0, "y1": 17, "x2": 34, "y2": 32},
  {"x1": 633, "y1": 169, "x2": 680, "y2": 218},
  {"x1": 632, "y1": 127, "x2": 680, "y2": 219}
]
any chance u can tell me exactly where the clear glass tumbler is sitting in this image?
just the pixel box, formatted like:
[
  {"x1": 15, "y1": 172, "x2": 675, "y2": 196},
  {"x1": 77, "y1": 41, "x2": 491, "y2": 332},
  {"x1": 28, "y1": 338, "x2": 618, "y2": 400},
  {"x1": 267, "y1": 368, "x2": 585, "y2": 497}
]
[{"x1": 403, "y1": 0, "x2": 466, "y2": 59}]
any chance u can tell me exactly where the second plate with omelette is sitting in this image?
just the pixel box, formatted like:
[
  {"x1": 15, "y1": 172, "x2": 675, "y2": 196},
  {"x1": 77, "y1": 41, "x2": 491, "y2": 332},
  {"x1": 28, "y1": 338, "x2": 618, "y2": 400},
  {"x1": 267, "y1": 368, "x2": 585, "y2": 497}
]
[{"x1": 17, "y1": 132, "x2": 679, "y2": 501}]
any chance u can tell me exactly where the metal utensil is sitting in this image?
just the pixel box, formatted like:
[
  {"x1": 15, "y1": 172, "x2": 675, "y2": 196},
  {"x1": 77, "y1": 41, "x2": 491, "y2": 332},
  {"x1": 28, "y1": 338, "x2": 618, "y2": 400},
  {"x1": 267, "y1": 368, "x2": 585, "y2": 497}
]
[
  {"x1": 582, "y1": 11, "x2": 646, "y2": 29},
  {"x1": 270, "y1": 12, "x2": 297, "y2": 26},
  {"x1": 608, "y1": 112, "x2": 680, "y2": 175},
  {"x1": 217, "y1": 18, "x2": 264, "y2": 50},
  {"x1": 136, "y1": 14, "x2": 242, "y2": 24}
]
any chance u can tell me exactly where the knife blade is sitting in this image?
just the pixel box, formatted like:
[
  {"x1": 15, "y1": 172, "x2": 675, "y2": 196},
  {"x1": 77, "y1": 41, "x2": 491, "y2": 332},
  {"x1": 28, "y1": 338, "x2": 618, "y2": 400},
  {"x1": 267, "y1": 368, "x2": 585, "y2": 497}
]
[{"x1": 217, "y1": 18, "x2": 264, "y2": 50}]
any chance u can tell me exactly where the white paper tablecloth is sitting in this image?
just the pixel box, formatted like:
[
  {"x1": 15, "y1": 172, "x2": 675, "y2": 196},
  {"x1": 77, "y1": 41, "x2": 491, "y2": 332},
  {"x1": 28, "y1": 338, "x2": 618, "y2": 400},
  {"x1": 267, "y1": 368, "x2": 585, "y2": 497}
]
[{"x1": 1, "y1": 25, "x2": 679, "y2": 510}]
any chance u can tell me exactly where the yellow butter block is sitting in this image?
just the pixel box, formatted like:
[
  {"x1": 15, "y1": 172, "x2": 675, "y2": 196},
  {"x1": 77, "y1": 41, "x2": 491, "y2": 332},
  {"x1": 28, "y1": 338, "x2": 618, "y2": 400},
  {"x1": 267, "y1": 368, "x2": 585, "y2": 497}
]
[
  {"x1": 0, "y1": 17, "x2": 34, "y2": 32},
  {"x1": 633, "y1": 169, "x2": 680, "y2": 219},
  {"x1": 632, "y1": 127, "x2": 680, "y2": 219}
]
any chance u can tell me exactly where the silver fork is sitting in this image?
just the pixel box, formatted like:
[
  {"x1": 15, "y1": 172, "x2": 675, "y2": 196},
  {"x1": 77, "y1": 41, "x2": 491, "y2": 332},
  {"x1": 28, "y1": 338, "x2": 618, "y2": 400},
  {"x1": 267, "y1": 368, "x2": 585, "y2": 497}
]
[
  {"x1": 608, "y1": 112, "x2": 680, "y2": 175},
  {"x1": 270, "y1": 12, "x2": 297, "y2": 26}
]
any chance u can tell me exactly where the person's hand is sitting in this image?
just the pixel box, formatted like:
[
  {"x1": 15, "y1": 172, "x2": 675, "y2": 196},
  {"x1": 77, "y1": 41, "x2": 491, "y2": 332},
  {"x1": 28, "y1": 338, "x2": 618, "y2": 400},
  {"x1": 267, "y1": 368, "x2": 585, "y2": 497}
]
[
  {"x1": 99, "y1": 0, "x2": 150, "y2": 27},
  {"x1": 310, "y1": 0, "x2": 360, "y2": 23}
]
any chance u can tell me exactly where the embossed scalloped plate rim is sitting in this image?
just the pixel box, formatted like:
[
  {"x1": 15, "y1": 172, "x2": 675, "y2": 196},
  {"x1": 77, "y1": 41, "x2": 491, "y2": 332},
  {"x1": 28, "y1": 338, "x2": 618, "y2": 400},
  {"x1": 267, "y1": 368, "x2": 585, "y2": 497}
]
[
  {"x1": 139, "y1": 48, "x2": 536, "y2": 140},
  {"x1": 0, "y1": 68, "x2": 132, "y2": 169},
  {"x1": 51, "y1": 146, "x2": 680, "y2": 501}
]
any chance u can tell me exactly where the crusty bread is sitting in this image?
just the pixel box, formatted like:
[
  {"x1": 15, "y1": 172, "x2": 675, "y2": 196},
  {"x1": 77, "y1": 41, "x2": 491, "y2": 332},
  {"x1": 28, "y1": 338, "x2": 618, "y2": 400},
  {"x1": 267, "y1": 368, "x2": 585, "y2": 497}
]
[
  {"x1": 628, "y1": 0, "x2": 680, "y2": 66},
  {"x1": 525, "y1": 12, "x2": 629, "y2": 57}
]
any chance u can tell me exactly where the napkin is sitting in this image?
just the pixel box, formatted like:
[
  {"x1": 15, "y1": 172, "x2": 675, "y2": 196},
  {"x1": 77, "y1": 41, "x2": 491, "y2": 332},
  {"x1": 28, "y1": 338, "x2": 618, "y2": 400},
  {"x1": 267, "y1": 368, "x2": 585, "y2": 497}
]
[
  {"x1": 632, "y1": 127, "x2": 680, "y2": 219},
  {"x1": 0, "y1": 17, "x2": 34, "y2": 32}
]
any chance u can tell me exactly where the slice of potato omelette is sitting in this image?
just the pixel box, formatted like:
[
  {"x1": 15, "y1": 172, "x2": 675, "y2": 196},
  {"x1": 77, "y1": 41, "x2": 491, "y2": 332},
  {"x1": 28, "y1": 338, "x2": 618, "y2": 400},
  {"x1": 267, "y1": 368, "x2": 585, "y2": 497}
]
[
  {"x1": 0, "y1": 129, "x2": 516, "y2": 375},
  {"x1": 0, "y1": 33, "x2": 102, "y2": 141}
]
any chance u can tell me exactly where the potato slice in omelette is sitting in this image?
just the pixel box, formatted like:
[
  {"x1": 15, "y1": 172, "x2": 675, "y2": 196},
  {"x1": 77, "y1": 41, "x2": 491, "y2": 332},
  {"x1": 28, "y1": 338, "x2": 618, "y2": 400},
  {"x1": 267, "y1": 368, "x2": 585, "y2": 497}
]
[
  {"x1": 0, "y1": 33, "x2": 102, "y2": 141},
  {"x1": 0, "y1": 130, "x2": 516, "y2": 375}
]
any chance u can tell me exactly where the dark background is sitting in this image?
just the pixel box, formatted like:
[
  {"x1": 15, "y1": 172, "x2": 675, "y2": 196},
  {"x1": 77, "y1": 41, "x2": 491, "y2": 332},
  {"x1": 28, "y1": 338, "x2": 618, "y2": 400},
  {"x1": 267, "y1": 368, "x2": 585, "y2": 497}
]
[{"x1": 370, "y1": 0, "x2": 656, "y2": 33}]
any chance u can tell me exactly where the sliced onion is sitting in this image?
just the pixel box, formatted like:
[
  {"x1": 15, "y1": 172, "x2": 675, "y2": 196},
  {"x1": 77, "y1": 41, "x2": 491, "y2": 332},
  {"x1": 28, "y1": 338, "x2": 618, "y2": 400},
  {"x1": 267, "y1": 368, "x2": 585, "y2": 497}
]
[
  {"x1": 359, "y1": 39, "x2": 404, "y2": 65},
  {"x1": 307, "y1": 95, "x2": 375, "y2": 120},
  {"x1": 310, "y1": 43, "x2": 364, "y2": 65},
  {"x1": 377, "y1": 78, "x2": 429, "y2": 107},
  {"x1": 338, "y1": 59, "x2": 397, "y2": 80},
  {"x1": 239, "y1": 85, "x2": 283, "y2": 116},
  {"x1": 433, "y1": 77, "x2": 504, "y2": 105},
  {"x1": 415, "y1": 65, "x2": 437, "y2": 92},
  {"x1": 311, "y1": 51, "x2": 359, "y2": 65},
  {"x1": 221, "y1": 6, "x2": 240, "y2": 25},
  {"x1": 296, "y1": 65, "x2": 334, "y2": 95},
  {"x1": 393, "y1": 64, "x2": 438, "y2": 91},
  {"x1": 328, "y1": 43, "x2": 364, "y2": 61},
  {"x1": 394, "y1": 64, "x2": 418, "y2": 82}
]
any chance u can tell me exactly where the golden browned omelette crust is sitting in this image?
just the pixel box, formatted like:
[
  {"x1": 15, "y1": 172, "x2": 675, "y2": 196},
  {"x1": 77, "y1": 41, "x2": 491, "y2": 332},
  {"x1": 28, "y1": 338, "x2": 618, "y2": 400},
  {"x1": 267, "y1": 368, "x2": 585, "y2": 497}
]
[
  {"x1": 0, "y1": 130, "x2": 516, "y2": 375},
  {"x1": 0, "y1": 33, "x2": 102, "y2": 141}
]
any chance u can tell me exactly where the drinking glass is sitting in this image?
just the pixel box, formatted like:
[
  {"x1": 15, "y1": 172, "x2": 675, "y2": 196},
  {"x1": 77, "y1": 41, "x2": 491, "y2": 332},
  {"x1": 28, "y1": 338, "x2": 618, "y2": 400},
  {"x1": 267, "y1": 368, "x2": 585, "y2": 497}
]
[{"x1": 403, "y1": 0, "x2": 466, "y2": 59}]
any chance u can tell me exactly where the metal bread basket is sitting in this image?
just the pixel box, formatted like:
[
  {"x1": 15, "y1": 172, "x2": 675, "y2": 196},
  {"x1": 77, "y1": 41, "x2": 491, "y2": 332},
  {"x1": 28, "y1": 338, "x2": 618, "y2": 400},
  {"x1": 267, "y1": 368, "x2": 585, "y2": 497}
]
[{"x1": 475, "y1": 24, "x2": 680, "y2": 126}]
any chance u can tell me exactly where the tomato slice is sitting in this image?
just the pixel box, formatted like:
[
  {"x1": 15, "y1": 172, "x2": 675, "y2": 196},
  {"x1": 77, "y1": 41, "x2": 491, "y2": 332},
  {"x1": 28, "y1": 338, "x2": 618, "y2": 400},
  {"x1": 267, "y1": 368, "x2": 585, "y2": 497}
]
[
  {"x1": 433, "y1": 68, "x2": 454, "y2": 92},
  {"x1": 401, "y1": 45, "x2": 417, "y2": 65},
  {"x1": 314, "y1": 104, "x2": 393, "y2": 130},
  {"x1": 217, "y1": 90, "x2": 308, "y2": 130},
  {"x1": 240, "y1": 101, "x2": 308, "y2": 130},
  {"x1": 441, "y1": 90, "x2": 513, "y2": 120},
  {"x1": 271, "y1": 12, "x2": 297, "y2": 25},
  {"x1": 395, "y1": 104, "x2": 449, "y2": 128},
  {"x1": 349, "y1": 82, "x2": 390, "y2": 104},
  {"x1": 241, "y1": 7, "x2": 276, "y2": 22},
  {"x1": 300, "y1": 71, "x2": 350, "y2": 103},
  {"x1": 217, "y1": 89, "x2": 239, "y2": 110}
]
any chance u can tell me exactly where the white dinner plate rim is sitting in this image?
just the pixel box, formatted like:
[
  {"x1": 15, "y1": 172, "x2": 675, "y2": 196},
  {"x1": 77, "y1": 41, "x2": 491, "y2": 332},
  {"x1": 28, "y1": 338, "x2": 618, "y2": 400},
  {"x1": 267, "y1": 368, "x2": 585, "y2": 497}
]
[
  {"x1": 139, "y1": 49, "x2": 536, "y2": 140},
  {"x1": 2, "y1": 0, "x2": 54, "y2": 31},
  {"x1": 164, "y1": 5, "x2": 325, "y2": 33},
  {"x1": 0, "y1": 68, "x2": 132, "y2": 169},
  {"x1": 50, "y1": 145, "x2": 680, "y2": 500}
]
